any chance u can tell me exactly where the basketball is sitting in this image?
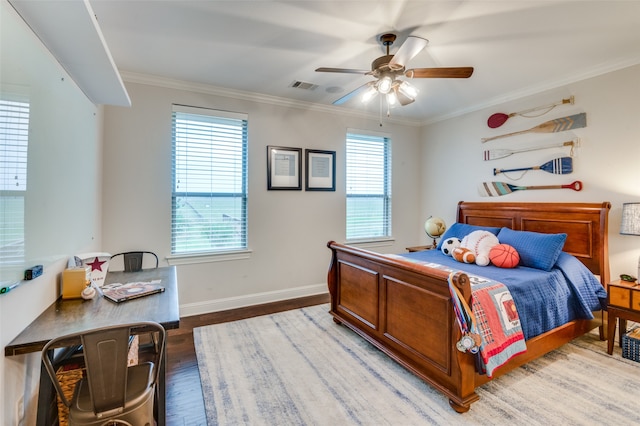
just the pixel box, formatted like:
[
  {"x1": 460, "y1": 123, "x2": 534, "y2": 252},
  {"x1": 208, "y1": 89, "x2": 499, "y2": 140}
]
[{"x1": 489, "y1": 244, "x2": 520, "y2": 268}]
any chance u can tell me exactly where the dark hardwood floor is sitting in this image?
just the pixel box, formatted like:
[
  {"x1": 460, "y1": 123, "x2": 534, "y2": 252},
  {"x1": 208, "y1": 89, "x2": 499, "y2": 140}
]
[{"x1": 164, "y1": 293, "x2": 330, "y2": 425}]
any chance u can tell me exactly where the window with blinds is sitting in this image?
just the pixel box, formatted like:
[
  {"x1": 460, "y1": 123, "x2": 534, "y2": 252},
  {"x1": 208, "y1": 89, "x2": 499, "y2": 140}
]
[
  {"x1": 345, "y1": 132, "x2": 391, "y2": 240},
  {"x1": 0, "y1": 99, "x2": 29, "y2": 266},
  {"x1": 171, "y1": 105, "x2": 248, "y2": 254}
]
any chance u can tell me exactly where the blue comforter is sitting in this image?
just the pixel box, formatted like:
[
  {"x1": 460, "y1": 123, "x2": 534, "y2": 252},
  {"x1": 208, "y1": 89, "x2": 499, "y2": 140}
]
[{"x1": 402, "y1": 250, "x2": 607, "y2": 340}]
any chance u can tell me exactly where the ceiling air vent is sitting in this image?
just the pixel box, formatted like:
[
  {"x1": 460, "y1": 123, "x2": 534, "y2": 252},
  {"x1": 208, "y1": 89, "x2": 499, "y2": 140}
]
[{"x1": 290, "y1": 81, "x2": 318, "y2": 90}]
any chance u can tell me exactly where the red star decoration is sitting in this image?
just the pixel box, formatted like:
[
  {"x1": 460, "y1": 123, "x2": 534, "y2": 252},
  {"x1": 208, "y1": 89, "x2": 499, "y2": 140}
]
[{"x1": 87, "y1": 256, "x2": 107, "y2": 272}]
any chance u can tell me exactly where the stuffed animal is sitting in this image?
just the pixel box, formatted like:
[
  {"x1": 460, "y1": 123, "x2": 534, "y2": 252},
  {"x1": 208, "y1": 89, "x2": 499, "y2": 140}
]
[
  {"x1": 452, "y1": 247, "x2": 475, "y2": 264},
  {"x1": 489, "y1": 243, "x2": 520, "y2": 268},
  {"x1": 460, "y1": 230, "x2": 500, "y2": 266},
  {"x1": 440, "y1": 237, "x2": 461, "y2": 256}
]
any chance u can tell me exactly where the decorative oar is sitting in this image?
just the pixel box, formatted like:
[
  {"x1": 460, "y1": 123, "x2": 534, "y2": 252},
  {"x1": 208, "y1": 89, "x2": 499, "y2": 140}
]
[
  {"x1": 478, "y1": 180, "x2": 583, "y2": 197},
  {"x1": 481, "y1": 113, "x2": 586, "y2": 143},
  {"x1": 493, "y1": 157, "x2": 573, "y2": 176},
  {"x1": 483, "y1": 139, "x2": 577, "y2": 161},
  {"x1": 487, "y1": 96, "x2": 574, "y2": 128}
]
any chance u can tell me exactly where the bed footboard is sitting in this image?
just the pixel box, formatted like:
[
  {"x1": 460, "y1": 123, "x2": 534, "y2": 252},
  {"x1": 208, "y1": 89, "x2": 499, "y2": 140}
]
[{"x1": 326, "y1": 241, "x2": 478, "y2": 412}]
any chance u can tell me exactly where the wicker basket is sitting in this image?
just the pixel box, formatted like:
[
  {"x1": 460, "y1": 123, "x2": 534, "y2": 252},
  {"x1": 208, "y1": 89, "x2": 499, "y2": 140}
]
[
  {"x1": 56, "y1": 363, "x2": 84, "y2": 426},
  {"x1": 622, "y1": 327, "x2": 640, "y2": 362}
]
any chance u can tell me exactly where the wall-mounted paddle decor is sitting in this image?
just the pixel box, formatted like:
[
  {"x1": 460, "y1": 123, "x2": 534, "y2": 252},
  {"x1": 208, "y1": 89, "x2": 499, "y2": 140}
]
[
  {"x1": 487, "y1": 96, "x2": 574, "y2": 128},
  {"x1": 493, "y1": 157, "x2": 573, "y2": 176},
  {"x1": 481, "y1": 113, "x2": 586, "y2": 143},
  {"x1": 478, "y1": 180, "x2": 583, "y2": 197},
  {"x1": 483, "y1": 139, "x2": 578, "y2": 161}
]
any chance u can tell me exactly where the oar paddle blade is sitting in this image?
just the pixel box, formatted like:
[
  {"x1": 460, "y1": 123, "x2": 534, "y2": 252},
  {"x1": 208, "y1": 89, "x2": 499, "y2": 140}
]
[
  {"x1": 478, "y1": 181, "x2": 518, "y2": 197},
  {"x1": 487, "y1": 113, "x2": 509, "y2": 129},
  {"x1": 540, "y1": 157, "x2": 573, "y2": 174},
  {"x1": 484, "y1": 149, "x2": 511, "y2": 160},
  {"x1": 549, "y1": 113, "x2": 586, "y2": 133}
]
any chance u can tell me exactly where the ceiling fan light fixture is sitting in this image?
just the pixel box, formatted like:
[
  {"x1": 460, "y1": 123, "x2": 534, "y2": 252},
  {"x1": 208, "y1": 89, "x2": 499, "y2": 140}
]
[
  {"x1": 398, "y1": 80, "x2": 418, "y2": 100},
  {"x1": 387, "y1": 91, "x2": 398, "y2": 107},
  {"x1": 317, "y1": 32, "x2": 473, "y2": 110},
  {"x1": 396, "y1": 90, "x2": 416, "y2": 106},
  {"x1": 377, "y1": 76, "x2": 393, "y2": 94},
  {"x1": 361, "y1": 86, "x2": 378, "y2": 103}
]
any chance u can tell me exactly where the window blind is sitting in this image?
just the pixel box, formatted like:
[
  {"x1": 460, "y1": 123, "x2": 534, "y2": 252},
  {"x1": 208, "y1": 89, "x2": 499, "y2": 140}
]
[
  {"x1": 171, "y1": 105, "x2": 248, "y2": 254},
  {"x1": 0, "y1": 99, "x2": 29, "y2": 266},
  {"x1": 346, "y1": 132, "x2": 391, "y2": 240}
]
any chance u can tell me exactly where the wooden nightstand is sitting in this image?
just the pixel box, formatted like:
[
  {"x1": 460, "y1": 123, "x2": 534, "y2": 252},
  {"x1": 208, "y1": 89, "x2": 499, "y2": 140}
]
[
  {"x1": 607, "y1": 279, "x2": 640, "y2": 354},
  {"x1": 405, "y1": 245, "x2": 435, "y2": 252}
]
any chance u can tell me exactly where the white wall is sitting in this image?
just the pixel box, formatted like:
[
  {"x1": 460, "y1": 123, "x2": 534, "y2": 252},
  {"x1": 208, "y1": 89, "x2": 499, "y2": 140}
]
[
  {"x1": 0, "y1": 1, "x2": 104, "y2": 423},
  {"x1": 102, "y1": 81, "x2": 422, "y2": 315},
  {"x1": 419, "y1": 64, "x2": 640, "y2": 281}
]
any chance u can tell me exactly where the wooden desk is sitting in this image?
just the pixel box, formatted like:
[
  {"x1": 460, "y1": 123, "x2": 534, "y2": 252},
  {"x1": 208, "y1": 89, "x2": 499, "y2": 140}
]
[{"x1": 5, "y1": 266, "x2": 180, "y2": 425}]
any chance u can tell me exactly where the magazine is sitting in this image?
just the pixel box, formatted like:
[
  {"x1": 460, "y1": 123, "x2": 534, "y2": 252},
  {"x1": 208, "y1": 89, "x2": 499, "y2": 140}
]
[{"x1": 101, "y1": 279, "x2": 165, "y2": 303}]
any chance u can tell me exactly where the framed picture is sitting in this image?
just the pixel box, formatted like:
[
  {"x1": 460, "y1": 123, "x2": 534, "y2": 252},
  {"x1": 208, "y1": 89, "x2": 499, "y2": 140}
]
[
  {"x1": 305, "y1": 149, "x2": 336, "y2": 191},
  {"x1": 267, "y1": 146, "x2": 302, "y2": 190}
]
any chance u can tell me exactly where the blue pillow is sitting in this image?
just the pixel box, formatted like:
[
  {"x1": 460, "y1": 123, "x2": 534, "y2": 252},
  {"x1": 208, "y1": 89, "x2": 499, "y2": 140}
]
[
  {"x1": 497, "y1": 227, "x2": 567, "y2": 271},
  {"x1": 436, "y1": 223, "x2": 501, "y2": 250}
]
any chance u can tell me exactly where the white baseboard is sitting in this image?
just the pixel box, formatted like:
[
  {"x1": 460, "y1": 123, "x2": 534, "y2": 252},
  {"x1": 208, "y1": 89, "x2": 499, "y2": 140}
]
[{"x1": 179, "y1": 283, "x2": 329, "y2": 317}]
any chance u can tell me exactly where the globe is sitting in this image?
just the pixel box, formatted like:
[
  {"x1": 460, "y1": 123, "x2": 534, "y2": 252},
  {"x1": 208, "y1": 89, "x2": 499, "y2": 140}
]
[
  {"x1": 424, "y1": 217, "x2": 446, "y2": 248},
  {"x1": 424, "y1": 216, "x2": 446, "y2": 239}
]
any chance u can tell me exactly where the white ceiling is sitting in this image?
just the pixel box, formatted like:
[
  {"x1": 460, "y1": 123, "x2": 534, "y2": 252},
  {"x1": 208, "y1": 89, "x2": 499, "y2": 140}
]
[{"x1": 25, "y1": 1, "x2": 640, "y2": 123}]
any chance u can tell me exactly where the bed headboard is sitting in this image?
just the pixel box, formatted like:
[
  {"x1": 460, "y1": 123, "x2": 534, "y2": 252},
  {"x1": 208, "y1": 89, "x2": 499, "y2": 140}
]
[{"x1": 456, "y1": 201, "x2": 611, "y2": 285}]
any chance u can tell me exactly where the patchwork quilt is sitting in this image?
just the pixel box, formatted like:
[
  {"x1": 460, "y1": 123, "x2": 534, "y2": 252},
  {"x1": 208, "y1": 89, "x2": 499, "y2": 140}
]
[{"x1": 417, "y1": 260, "x2": 527, "y2": 377}]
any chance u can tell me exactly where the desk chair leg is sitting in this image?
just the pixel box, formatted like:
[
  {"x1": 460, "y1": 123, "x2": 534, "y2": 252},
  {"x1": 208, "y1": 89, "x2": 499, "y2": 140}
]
[
  {"x1": 36, "y1": 353, "x2": 58, "y2": 426},
  {"x1": 156, "y1": 338, "x2": 167, "y2": 426}
]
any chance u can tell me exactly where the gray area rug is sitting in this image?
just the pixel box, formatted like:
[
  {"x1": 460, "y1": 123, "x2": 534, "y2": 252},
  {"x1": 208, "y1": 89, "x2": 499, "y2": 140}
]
[{"x1": 194, "y1": 304, "x2": 640, "y2": 425}]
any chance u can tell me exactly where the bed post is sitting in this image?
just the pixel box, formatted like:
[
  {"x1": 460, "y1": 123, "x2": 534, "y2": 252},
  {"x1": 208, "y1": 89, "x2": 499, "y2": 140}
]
[
  {"x1": 449, "y1": 271, "x2": 479, "y2": 413},
  {"x1": 326, "y1": 241, "x2": 339, "y2": 322}
]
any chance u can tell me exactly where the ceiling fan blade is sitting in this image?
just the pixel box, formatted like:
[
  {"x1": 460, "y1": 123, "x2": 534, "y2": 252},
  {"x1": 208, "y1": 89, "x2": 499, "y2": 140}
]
[
  {"x1": 332, "y1": 82, "x2": 373, "y2": 105},
  {"x1": 315, "y1": 67, "x2": 370, "y2": 75},
  {"x1": 405, "y1": 67, "x2": 474, "y2": 78},
  {"x1": 388, "y1": 36, "x2": 428, "y2": 70}
]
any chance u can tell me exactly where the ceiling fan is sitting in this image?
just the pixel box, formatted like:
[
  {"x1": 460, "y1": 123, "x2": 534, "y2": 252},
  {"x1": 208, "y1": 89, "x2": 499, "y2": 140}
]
[{"x1": 316, "y1": 33, "x2": 474, "y2": 108}]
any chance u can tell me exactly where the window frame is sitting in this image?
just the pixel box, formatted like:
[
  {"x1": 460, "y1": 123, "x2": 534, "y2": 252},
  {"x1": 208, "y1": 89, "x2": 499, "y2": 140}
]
[
  {"x1": 0, "y1": 98, "x2": 29, "y2": 270},
  {"x1": 169, "y1": 105, "x2": 249, "y2": 259},
  {"x1": 345, "y1": 130, "x2": 392, "y2": 242}
]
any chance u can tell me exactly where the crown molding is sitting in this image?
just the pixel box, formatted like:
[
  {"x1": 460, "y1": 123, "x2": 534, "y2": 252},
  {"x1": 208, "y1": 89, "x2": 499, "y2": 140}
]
[
  {"x1": 120, "y1": 71, "x2": 422, "y2": 127},
  {"x1": 421, "y1": 57, "x2": 640, "y2": 127}
]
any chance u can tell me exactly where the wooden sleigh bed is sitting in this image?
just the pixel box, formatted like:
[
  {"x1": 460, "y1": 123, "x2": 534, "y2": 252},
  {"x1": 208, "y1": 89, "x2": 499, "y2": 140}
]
[{"x1": 326, "y1": 201, "x2": 610, "y2": 413}]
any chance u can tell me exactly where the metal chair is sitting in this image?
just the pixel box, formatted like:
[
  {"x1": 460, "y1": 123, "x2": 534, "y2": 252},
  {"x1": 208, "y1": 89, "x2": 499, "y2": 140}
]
[
  {"x1": 110, "y1": 251, "x2": 158, "y2": 272},
  {"x1": 41, "y1": 322, "x2": 165, "y2": 426},
  {"x1": 108, "y1": 252, "x2": 161, "y2": 353}
]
